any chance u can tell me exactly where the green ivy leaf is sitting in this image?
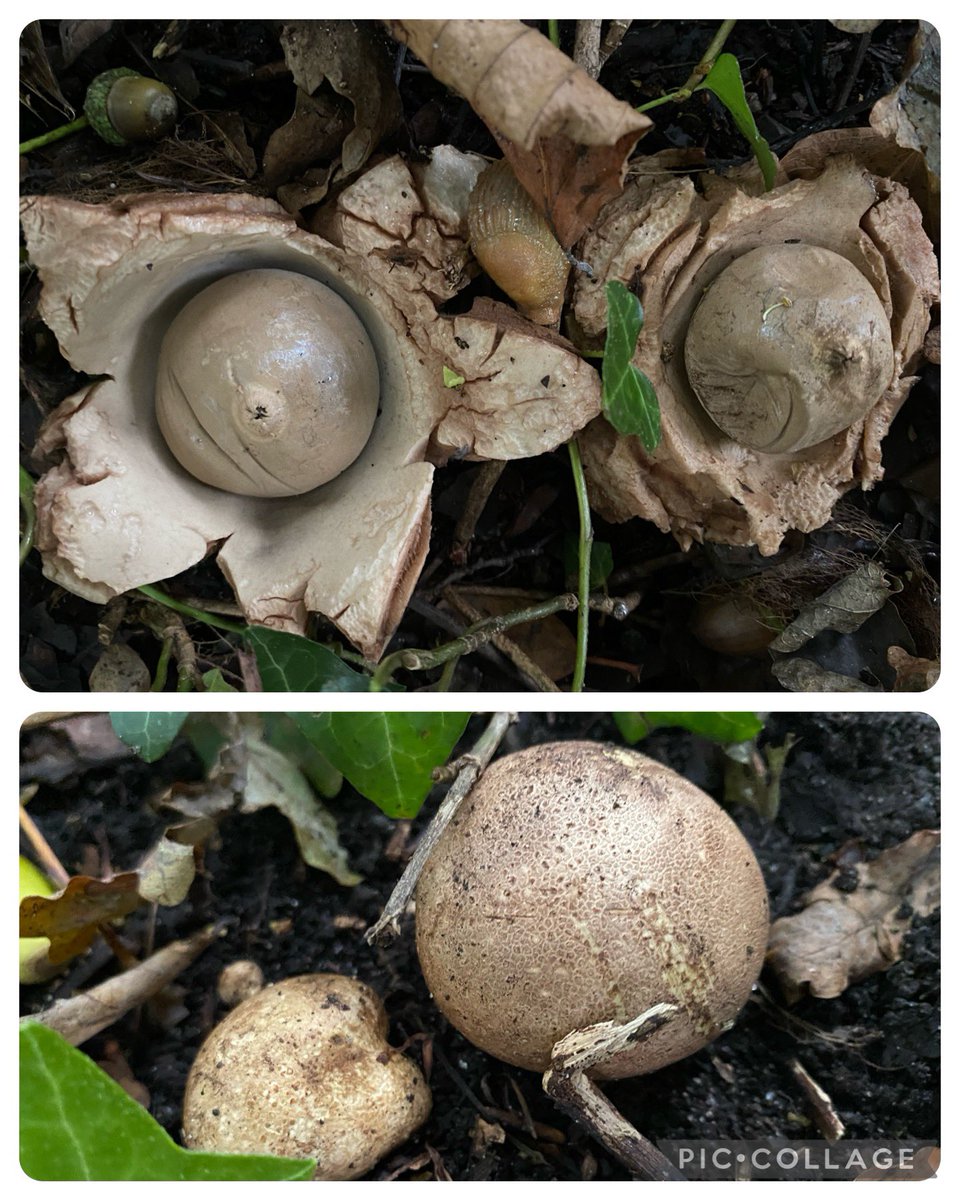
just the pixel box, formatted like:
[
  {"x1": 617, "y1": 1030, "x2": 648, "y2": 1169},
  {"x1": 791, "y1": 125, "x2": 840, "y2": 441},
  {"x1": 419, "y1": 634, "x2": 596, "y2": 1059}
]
[
  {"x1": 247, "y1": 628, "x2": 371, "y2": 692},
  {"x1": 292, "y1": 712, "x2": 470, "y2": 818},
  {"x1": 697, "y1": 53, "x2": 777, "y2": 191},
  {"x1": 601, "y1": 280, "x2": 660, "y2": 450},
  {"x1": 615, "y1": 711, "x2": 765, "y2": 745},
  {"x1": 201, "y1": 667, "x2": 237, "y2": 692},
  {"x1": 262, "y1": 714, "x2": 343, "y2": 799},
  {"x1": 20, "y1": 1022, "x2": 315, "y2": 1180},
  {"x1": 562, "y1": 535, "x2": 614, "y2": 589},
  {"x1": 110, "y1": 713, "x2": 189, "y2": 762}
]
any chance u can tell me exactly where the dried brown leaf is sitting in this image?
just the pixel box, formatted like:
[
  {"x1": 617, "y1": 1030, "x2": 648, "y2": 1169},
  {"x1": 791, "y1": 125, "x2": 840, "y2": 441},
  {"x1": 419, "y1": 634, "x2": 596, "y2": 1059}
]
[
  {"x1": 768, "y1": 830, "x2": 940, "y2": 1002},
  {"x1": 769, "y1": 562, "x2": 899, "y2": 653},
  {"x1": 263, "y1": 89, "x2": 350, "y2": 187},
  {"x1": 386, "y1": 19, "x2": 650, "y2": 246},
  {"x1": 281, "y1": 20, "x2": 402, "y2": 177},
  {"x1": 88, "y1": 642, "x2": 151, "y2": 692},
  {"x1": 770, "y1": 658, "x2": 880, "y2": 693},
  {"x1": 887, "y1": 645, "x2": 940, "y2": 691},
  {"x1": 870, "y1": 21, "x2": 939, "y2": 234},
  {"x1": 20, "y1": 873, "x2": 142, "y2": 965}
]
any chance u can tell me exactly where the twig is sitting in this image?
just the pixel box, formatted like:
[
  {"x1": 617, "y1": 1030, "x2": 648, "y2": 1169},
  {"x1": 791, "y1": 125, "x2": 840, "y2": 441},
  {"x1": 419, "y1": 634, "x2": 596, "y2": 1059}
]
[
  {"x1": 598, "y1": 20, "x2": 631, "y2": 69},
  {"x1": 573, "y1": 20, "x2": 603, "y2": 78},
  {"x1": 21, "y1": 925, "x2": 220, "y2": 1045},
  {"x1": 834, "y1": 30, "x2": 872, "y2": 112},
  {"x1": 19, "y1": 804, "x2": 70, "y2": 889},
  {"x1": 366, "y1": 712, "x2": 516, "y2": 944},
  {"x1": 789, "y1": 1057, "x2": 846, "y2": 1141},
  {"x1": 444, "y1": 589, "x2": 561, "y2": 692},
  {"x1": 543, "y1": 1005, "x2": 686, "y2": 1180},
  {"x1": 371, "y1": 596, "x2": 579, "y2": 691},
  {"x1": 567, "y1": 439, "x2": 592, "y2": 692},
  {"x1": 451, "y1": 461, "x2": 505, "y2": 563}
]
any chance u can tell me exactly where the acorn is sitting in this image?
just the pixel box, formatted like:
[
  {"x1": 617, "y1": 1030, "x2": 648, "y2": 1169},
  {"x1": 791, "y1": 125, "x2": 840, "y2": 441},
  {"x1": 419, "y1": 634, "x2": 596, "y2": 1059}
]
[
  {"x1": 467, "y1": 159, "x2": 570, "y2": 326},
  {"x1": 84, "y1": 68, "x2": 178, "y2": 146}
]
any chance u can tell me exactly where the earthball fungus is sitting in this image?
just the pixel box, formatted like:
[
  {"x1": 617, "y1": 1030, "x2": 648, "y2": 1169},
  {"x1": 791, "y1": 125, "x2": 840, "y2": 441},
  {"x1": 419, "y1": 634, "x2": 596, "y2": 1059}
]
[
  {"x1": 575, "y1": 145, "x2": 939, "y2": 554},
  {"x1": 22, "y1": 146, "x2": 601, "y2": 658},
  {"x1": 182, "y1": 973, "x2": 431, "y2": 1180},
  {"x1": 415, "y1": 740, "x2": 769, "y2": 1078}
]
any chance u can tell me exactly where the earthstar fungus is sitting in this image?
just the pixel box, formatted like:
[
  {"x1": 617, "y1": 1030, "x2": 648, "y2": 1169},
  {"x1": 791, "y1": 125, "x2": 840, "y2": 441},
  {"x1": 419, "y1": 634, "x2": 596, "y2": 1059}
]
[
  {"x1": 575, "y1": 148, "x2": 939, "y2": 554},
  {"x1": 22, "y1": 147, "x2": 601, "y2": 659}
]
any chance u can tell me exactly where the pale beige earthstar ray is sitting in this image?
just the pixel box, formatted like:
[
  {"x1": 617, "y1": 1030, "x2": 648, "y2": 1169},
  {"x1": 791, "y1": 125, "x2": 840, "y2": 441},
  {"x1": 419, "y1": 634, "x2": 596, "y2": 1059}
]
[{"x1": 22, "y1": 147, "x2": 602, "y2": 660}]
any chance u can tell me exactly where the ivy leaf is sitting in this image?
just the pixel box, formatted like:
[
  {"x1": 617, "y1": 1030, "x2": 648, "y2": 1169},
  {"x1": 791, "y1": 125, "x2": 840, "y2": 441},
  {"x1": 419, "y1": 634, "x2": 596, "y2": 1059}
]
[
  {"x1": 601, "y1": 280, "x2": 660, "y2": 450},
  {"x1": 20, "y1": 1022, "x2": 315, "y2": 1180},
  {"x1": 109, "y1": 713, "x2": 188, "y2": 762},
  {"x1": 201, "y1": 667, "x2": 237, "y2": 692},
  {"x1": 562, "y1": 535, "x2": 614, "y2": 589},
  {"x1": 292, "y1": 712, "x2": 470, "y2": 818},
  {"x1": 615, "y1": 711, "x2": 765, "y2": 745},
  {"x1": 697, "y1": 53, "x2": 777, "y2": 191},
  {"x1": 247, "y1": 627, "x2": 371, "y2": 692}
]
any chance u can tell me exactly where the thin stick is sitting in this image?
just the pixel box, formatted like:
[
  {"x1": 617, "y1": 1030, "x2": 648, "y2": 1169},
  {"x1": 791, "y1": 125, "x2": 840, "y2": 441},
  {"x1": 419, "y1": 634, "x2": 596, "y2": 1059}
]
[
  {"x1": 444, "y1": 589, "x2": 560, "y2": 693},
  {"x1": 21, "y1": 925, "x2": 219, "y2": 1046},
  {"x1": 567, "y1": 439, "x2": 592, "y2": 692},
  {"x1": 19, "y1": 804, "x2": 70, "y2": 889},
  {"x1": 544, "y1": 1004, "x2": 686, "y2": 1180},
  {"x1": 573, "y1": 20, "x2": 603, "y2": 78},
  {"x1": 366, "y1": 712, "x2": 516, "y2": 944},
  {"x1": 598, "y1": 20, "x2": 631, "y2": 69},
  {"x1": 451, "y1": 461, "x2": 505, "y2": 563},
  {"x1": 371, "y1": 595, "x2": 579, "y2": 690}
]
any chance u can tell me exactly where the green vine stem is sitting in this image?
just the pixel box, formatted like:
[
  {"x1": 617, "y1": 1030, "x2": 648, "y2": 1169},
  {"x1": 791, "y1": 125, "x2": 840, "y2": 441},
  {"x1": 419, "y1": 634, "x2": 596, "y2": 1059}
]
[
  {"x1": 20, "y1": 115, "x2": 91, "y2": 156},
  {"x1": 637, "y1": 18, "x2": 737, "y2": 112},
  {"x1": 135, "y1": 585, "x2": 247, "y2": 635},
  {"x1": 547, "y1": 19, "x2": 561, "y2": 48},
  {"x1": 567, "y1": 438, "x2": 592, "y2": 692},
  {"x1": 19, "y1": 466, "x2": 36, "y2": 565}
]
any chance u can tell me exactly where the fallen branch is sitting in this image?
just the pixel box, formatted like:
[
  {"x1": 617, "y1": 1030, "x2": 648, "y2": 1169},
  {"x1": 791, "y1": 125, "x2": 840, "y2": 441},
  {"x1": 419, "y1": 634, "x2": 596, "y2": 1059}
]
[
  {"x1": 543, "y1": 1005, "x2": 686, "y2": 1180},
  {"x1": 21, "y1": 924, "x2": 219, "y2": 1046}
]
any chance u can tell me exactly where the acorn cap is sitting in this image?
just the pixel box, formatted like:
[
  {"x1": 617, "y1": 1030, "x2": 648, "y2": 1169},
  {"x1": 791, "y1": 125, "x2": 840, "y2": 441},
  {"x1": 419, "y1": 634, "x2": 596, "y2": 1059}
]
[{"x1": 84, "y1": 67, "x2": 178, "y2": 146}]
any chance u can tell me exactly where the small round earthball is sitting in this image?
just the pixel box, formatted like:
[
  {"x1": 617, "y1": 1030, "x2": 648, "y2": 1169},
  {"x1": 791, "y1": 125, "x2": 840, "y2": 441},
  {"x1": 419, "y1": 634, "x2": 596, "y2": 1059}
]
[
  {"x1": 156, "y1": 269, "x2": 379, "y2": 497},
  {"x1": 182, "y1": 973, "x2": 431, "y2": 1180},
  {"x1": 415, "y1": 740, "x2": 769, "y2": 1080},
  {"x1": 216, "y1": 959, "x2": 264, "y2": 1008},
  {"x1": 684, "y1": 244, "x2": 895, "y2": 453}
]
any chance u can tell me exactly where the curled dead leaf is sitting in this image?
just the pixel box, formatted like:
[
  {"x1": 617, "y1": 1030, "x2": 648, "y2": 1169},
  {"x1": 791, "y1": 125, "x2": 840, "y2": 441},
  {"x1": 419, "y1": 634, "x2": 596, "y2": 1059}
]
[
  {"x1": 769, "y1": 562, "x2": 899, "y2": 654},
  {"x1": 19, "y1": 873, "x2": 141, "y2": 965},
  {"x1": 385, "y1": 19, "x2": 650, "y2": 247},
  {"x1": 768, "y1": 829, "x2": 940, "y2": 1003}
]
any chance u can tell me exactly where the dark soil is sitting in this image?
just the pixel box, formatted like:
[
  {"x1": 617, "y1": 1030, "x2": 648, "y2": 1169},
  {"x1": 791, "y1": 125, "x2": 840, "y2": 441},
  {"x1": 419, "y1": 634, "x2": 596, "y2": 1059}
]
[
  {"x1": 20, "y1": 712, "x2": 940, "y2": 1179},
  {"x1": 19, "y1": 19, "x2": 939, "y2": 693}
]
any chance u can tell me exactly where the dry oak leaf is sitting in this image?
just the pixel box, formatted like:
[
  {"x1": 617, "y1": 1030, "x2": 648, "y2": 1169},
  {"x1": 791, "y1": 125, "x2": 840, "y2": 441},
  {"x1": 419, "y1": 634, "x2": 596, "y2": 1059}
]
[
  {"x1": 576, "y1": 150, "x2": 939, "y2": 555},
  {"x1": 385, "y1": 19, "x2": 650, "y2": 247},
  {"x1": 22, "y1": 149, "x2": 600, "y2": 661},
  {"x1": 767, "y1": 829, "x2": 940, "y2": 1003},
  {"x1": 19, "y1": 873, "x2": 141, "y2": 965}
]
